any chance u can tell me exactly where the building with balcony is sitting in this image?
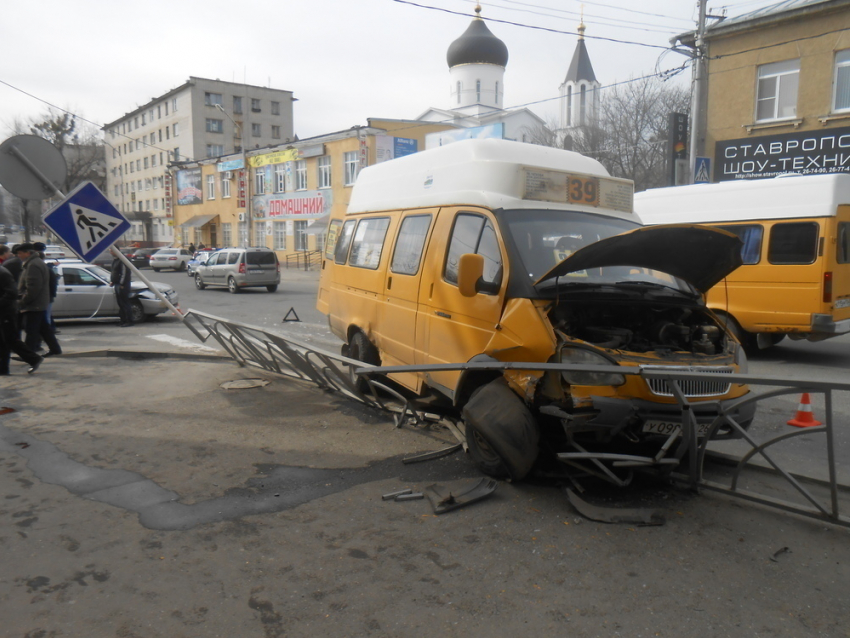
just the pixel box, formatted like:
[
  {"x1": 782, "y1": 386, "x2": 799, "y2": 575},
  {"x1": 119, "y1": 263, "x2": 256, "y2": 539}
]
[{"x1": 101, "y1": 77, "x2": 294, "y2": 245}]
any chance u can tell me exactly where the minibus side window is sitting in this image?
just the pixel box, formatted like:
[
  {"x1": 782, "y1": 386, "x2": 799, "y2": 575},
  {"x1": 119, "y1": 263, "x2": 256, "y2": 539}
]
[
  {"x1": 718, "y1": 224, "x2": 763, "y2": 265},
  {"x1": 445, "y1": 213, "x2": 503, "y2": 292},
  {"x1": 838, "y1": 223, "x2": 850, "y2": 264},
  {"x1": 768, "y1": 222, "x2": 819, "y2": 265},
  {"x1": 325, "y1": 219, "x2": 343, "y2": 260},
  {"x1": 334, "y1": 220, "x2": 357, "y2": 264},
  {"x1": 391, "y1": 214, "x2": 432, "y2": 275},
  {"x1": 349, "y1": 217, "x2": 391, "y2": 270}
]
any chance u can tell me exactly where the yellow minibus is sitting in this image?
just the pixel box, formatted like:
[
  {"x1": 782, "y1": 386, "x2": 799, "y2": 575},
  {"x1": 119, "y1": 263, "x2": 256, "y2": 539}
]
[
  {"x1": 317, "y1": 139, "x2": 752, "y2": 481},
  {"x1": 635, "y1": 174, "x2": 850, "y2": 349}
]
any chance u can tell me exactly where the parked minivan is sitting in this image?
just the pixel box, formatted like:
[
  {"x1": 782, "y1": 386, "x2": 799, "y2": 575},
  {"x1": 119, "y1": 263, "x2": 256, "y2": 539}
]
[
  {"x1": 194, "y1": 247, "x2": 280, "y2": 293},
  {"x1": 635, "y1": 174, "x2": 850, "y2": 349},
  {"x1": 317, "y1": 139, "x2": 753, "y2": 481}
]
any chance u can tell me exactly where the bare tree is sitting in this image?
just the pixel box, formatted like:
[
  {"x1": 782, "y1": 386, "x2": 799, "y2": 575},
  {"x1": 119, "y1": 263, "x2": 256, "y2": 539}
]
[{"x1": 528, "y1": 77, "x2": 689, "y2": 193}]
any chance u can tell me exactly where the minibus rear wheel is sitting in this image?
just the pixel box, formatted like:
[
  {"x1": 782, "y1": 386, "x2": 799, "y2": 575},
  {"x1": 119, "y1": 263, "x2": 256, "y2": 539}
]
[
  {"x1": 348, "y1": 331, "x2": 380, "y2": 394},
  {"x1": 462, "y1": 378, "x2": 540, "y2": 481}
]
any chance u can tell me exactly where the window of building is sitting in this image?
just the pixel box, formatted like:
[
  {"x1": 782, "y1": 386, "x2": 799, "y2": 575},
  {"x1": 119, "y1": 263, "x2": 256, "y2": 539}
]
[
  {"x1": 445, "y1": 213, "x2": 502, "y2": 291},
  {"x1": 274, "y1": 164, "x2": 286, "y2": 192},
  {"x1": 252, "y1": 123, "x2": 261, "y2": 137},
  {"x1": 391, "y1": 215, "x2": 431, "y2": 275},
  {"x1": 157, "y1": 105, "x2": 161, "y2": 119},
  {"x1": 254, "y1": 223, "x2": 266, "y2": 248},
  {"x1": 136, "y1": 160, "x2": 141, "y2": 171},
  {"x1": 205, "y1": 92, "x2": 222, "y2": 107},
  {"x1": 274, "y1": 221, "x2": 286, "y2": 249},
  {"x1": 207, "y1": 174, "x2": 216, "y2": 200},
  {"x1": 768, "y1": 222, "x2": 818, "y2": 264},
  {"x1": 344, "y1": 151, "x2": 359, "y2": 186},
  {"x1": 348, "y1": 218, "x2": 390, "y2": 269},
  {"x1": 143, "y1": 157, "x2": 149, "y2": 169},
  {"x1": 134, "y1": 116, "x2": 138, "y2": 128},
  {"x1": 221, "y1": 174, "x2": 231, "y2": 198},
  {"x1": 206, "y1": 118, "x2": 223, "y2": 133},
  {"x1": 295, "y1": 160, "x2": 307, "y2": 190},
  {"x1": 272, "y1": 125, "x2": 281, "y2": 139},
  {"x1": 173, "y1": 123, "x2": 179, "y2": 137},
  {"x1": 164, "y1": 102, "x2": 169, "y2": 116},
  {"x1": 172, "y1": 98, "x2": 178, "y2": 111},
  {"x1": 233, "y1": 96, "x2": 243, "y2": 114},
  {"x1": 135, "y1": 139, "x2": 140, "y2": 150},
  {"x1": 141, "y1": 113, "x2": 146, "y2": 125},
  {"x1": 834, "y1": 50, "x2": 850, "y2": 112},
  {"x1": 255, "y1": 169, "x2": 266, "y2": 194},
  {"x1": 173, "y1": 147, "x2": 180, "y2": 161},
  {"x1": 158, "y1": 130, "x2": 162, "y2": 143},
  {"x1": 756, "y1": 59, "x2": 800, "y2": 121},
  {"x1": 294, "y1": 220, "x2": 309, "y2": 251},
  {"x1": 238, "y1": 221, "x2": 248, "y2": 246},
  {"x1": 143, "y1": 134, "x2": 148, "y2": 146},
  {"x1": 580, "y1": 85, "x2": 587, "y2": 124},
  {"x1": 151, "y1": 154, "x2": 157, "y2": 167},
  {"x1": 221, "y1": 222, "x2": 232, "y2": 246},
  {"x1": 271, "y1": 101, "x2": 280, "y2": 115},
  {"x1": 145, "y1": 178, "x2": 151, "y2": 191},
  {"x1": 251, "y1": 98, "x2": 261, "y2": 112},
  {"x1": 457, "y1": 81, "x2": 461, "y2": 104},
  {"x1": 206, "y1": 144, "x2": 224, "y2": 157},
  {"x1": 476, "y1": 79, "x2": 481, "y2": 102},
  {"x1": 318, "y1": 156, "x2": 331, "y2": 189}
]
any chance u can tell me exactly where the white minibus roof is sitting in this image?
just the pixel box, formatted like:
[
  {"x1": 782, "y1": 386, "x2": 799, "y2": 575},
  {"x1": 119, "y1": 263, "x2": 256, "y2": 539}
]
[
  {"x1": 635, "y1": 173, "x2": 850, "y2": 224},
  {"x1": 346, "y1": 138, "x2": 635, "y2": 220}
]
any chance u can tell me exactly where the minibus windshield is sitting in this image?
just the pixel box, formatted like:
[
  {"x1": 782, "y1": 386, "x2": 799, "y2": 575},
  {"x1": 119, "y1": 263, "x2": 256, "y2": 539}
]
[{"x1": 501, "y1": 209, "x2": 697, "y2": 294}]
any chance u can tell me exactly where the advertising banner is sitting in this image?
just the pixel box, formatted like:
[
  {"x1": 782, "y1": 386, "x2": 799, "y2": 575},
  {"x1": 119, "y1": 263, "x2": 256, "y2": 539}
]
[
  {"x1": 176, "y1": 168, "x2": 203, "y2": 205},
  {"x1": 217, "y1": 158, "x2": 244, "y2": 172},
  {"x1": 249, "y1": 149, "x2": 299, "y2": 168},
  {"x1": 376, "y1": 136, "x2": 419, "y2": 163},
  {"x1": 715, "y1": 125, "x2": 850, "y2": 181},
  {"x1": 251, "y1": 189, "x2": 333, "y2": 220}
]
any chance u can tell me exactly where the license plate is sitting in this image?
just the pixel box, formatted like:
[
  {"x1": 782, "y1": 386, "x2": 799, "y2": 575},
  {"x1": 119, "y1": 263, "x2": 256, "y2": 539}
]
[
  {"x1": 836, "y1": 298, "x2": 850, "y2": 309},
  {"x1": 642, "y1": 420, "x2": 712, "y2": 437},
  {"x1": 248, "y1": 269, "x2": 264, "y2": 274}
]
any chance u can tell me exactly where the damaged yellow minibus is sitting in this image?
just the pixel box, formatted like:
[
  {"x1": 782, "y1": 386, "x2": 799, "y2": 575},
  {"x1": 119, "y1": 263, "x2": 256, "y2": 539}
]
[{"x1": 317, "y1": 139, "x2": 753, "y2": 481}]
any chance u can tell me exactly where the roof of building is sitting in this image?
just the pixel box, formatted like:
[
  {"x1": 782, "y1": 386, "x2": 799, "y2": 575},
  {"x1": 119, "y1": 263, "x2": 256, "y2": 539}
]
[
  {"x1": 563, "y1": 38, "x2": 597, "y2": 85},
  {"x1": 446, "y1": 8, "x2": 509, "y2": 68}
]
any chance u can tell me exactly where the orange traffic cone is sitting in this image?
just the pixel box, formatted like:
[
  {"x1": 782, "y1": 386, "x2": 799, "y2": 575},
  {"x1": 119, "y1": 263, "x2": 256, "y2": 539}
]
[{"x1": 787, "y1": 393, "x2": 822, "y2": 428}]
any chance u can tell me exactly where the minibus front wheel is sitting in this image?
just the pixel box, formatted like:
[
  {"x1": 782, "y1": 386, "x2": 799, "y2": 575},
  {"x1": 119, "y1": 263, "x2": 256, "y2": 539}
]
[
  {"x1": 348, "y1": 330, "x2": 380, "y2": 394},
  {"x1": 462, "y1": 378, "x2": 540, "y2": 481}
]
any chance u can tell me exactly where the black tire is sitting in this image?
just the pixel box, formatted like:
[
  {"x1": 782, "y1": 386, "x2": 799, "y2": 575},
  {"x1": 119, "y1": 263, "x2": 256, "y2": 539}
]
[
  {"x1": 130, "y1": 299, "x2": 146, "y2": 324},
  {"x1": 177, "y1": 261, "x2": 186, "y2": 271},
  {"x1": 195, "y1": 274, "x2": 206, "y2": 290},
  {"x1": 152, "y1": 268, "x2": 160, "y2": 272},
  {"x1": 266, "y1": 284, "x2": 278, "y2": 293},
  {"x1": 228, "y1": 277, "x2": 240, "y2": 294},
  {"x1": 348, "y1": 330, "x2": 380, "y2": 393},
  {"x1": 716, "y1": 312, "x2": 756, "y2": 352},
  {"x1": 462, "y1": 378, "x2": 540, "y2": 481}
]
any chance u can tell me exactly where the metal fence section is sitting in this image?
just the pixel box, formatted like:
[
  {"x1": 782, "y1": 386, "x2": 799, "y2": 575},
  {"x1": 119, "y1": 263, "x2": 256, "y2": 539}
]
[{"x1": 182, "y1": 309, "x2": 850, "y2": 528}]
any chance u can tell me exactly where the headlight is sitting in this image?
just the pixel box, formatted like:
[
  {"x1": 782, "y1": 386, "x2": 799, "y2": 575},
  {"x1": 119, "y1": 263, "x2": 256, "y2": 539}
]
[{"x1": 560, "y1": 347, "x2": 625, "y2": 386}]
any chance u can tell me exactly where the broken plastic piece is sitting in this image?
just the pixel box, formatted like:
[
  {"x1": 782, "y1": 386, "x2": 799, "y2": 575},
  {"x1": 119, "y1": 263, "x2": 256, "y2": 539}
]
[
  {"x1": 565, "y1": 488, "x2": 665, "y2": 526},
  {"x1": 425, "y1": 478, "x2": 497, "y2": 514},
  {"x1": 395, "y1": 492, "x2": 424, "y2": 501},
  {"x1": 382, "y1": 488, "x2": 413, "y2": 501},
  {"x1": 402, "y1": 443, "x2": 463, "y2": 464}
]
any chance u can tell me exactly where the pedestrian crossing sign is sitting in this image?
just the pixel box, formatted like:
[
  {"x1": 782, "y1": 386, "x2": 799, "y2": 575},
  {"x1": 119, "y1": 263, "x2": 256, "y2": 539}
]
[
  {"x1": 694, "y1": 157, "x2": 711, "y2": 184},
  {"x1": 43, "y1": 181, "x2": 130, "y2": 262}
]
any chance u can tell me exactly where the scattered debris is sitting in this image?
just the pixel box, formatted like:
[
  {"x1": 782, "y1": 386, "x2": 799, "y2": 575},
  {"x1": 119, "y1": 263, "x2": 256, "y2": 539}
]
[
  {"x1": 769, "y1": 546, "x2": 791, "y2": 562},
  {"x1": 15, "y1": 442, "x2": 29, "y2": 449},
  {"x1": 425, "y1": 478, "x2": 497, "y2": 514},
  {"x1": 395, "y1": 492, "x2": 424, "y2": 501},
  {"x1": 402, "y1": 444, "x2": 463, "y2": 464},
  {"x1": 382, "y1": 488, "x2": 413, "y2": 501},
  {"x1": 565, "y1": 488, "x2": 665, "y2": 526},
  {"x1": 220, "y1": 378, "x2": 271, "y2": 390}
]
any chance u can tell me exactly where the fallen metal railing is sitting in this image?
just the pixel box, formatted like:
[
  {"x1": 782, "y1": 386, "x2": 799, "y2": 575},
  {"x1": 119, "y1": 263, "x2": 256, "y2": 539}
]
[{"x1": 182, "y1": 309, "x2": 850, "y2": 528}]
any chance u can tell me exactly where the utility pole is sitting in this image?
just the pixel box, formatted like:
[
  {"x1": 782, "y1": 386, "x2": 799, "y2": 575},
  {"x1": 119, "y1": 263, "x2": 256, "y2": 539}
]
[{"x1": 689, "y1": 0, "x2": 708, "y2": 183}]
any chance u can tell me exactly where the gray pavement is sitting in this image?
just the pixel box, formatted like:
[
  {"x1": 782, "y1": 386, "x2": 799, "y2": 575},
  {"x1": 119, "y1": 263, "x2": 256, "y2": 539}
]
[{"x1": 2, "y1": 272, "x2": 850, "y2": 636}]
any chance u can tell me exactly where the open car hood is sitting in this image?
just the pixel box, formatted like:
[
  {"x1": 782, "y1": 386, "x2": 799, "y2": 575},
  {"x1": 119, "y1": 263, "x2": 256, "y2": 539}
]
[{"x1": 534, "y1": 225, "x2": 743, "y2": 293}]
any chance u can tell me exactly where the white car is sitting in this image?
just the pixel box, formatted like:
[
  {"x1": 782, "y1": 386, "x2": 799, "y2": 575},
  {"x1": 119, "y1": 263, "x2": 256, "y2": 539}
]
[
  {"x1": 43, "y1": 244, "x2": 67, "y2": 259},
  {"x1": 50, "y1": 260, "x2": 179, "y2": 323},
  {"x1": 150, "y1": 248, "x2": 192, "y2": 271}
]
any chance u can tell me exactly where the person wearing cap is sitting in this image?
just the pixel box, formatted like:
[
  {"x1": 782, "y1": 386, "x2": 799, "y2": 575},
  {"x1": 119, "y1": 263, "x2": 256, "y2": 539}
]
[
  {"x1": 3, "y1": 244, "x2": 22, "y2": 283},
  {"x1": 16, "y1": 243, "x2": 61, "y2": 356},
  {"x1": 0, "y1": 246, "x2": 42, "y2": 374}
]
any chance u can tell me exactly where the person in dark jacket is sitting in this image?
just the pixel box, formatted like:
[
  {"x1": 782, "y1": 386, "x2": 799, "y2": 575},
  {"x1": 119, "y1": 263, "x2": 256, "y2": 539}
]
[
  {"x1": 16, "y1": 243, "x2": 61, "y2": 355},
  {"x1": 0, "y1": 258, "x2": 42, "y2": 375},
  {"x1": 3, "y1": 244, "x2": 23, "y2": 283},
  {"x1": 110, "y1": 252, "x2": 134, "y2": 327}
]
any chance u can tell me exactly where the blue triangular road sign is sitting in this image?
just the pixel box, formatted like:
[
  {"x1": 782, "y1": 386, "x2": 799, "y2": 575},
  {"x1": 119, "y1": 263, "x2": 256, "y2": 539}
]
[{"x1": 43, "y1": 182, "x2": 130, "y2": 262}]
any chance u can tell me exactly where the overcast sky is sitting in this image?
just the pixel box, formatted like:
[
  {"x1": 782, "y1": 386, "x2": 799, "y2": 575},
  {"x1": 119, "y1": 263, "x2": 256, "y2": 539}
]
[{"x1": 1, "y1": 0, "x2": 781, "y2": 142}]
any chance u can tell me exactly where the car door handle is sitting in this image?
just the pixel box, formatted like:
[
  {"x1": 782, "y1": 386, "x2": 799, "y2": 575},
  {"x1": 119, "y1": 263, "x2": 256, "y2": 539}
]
[{"x1": 435, "y1": 311, "x2": 451, "y2": 318}]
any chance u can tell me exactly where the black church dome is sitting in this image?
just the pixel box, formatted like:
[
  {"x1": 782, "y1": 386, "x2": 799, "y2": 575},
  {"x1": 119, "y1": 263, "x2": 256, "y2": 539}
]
[{"x1": 447, "y1": 18, "x2": 509, "y2": 68}]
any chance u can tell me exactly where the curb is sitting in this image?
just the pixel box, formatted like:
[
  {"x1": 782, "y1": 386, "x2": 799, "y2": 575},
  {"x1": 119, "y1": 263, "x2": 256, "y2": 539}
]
[{"x1": 48, "y1": 349, "x2": 233, "y2": 363}]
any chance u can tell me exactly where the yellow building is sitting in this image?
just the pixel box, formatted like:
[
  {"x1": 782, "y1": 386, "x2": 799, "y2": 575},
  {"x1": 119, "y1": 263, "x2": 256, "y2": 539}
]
[
  {"x1": 677, "y1": 0, "x2": 850, "y2": 182},
  {"x1": 171, "y1": 119, "x2": 454, "y2": 265}
]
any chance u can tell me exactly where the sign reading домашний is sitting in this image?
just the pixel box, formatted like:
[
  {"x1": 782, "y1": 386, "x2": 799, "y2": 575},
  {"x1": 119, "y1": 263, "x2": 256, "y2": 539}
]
[{"x1": 715, "y1": 125, "x2": 850, "y2": 181}]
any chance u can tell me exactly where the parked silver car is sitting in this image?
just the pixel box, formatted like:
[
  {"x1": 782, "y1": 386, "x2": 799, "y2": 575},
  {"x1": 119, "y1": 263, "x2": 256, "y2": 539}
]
[
  {"x1": 51, "y1": 260, "x2": 179, "y2": 323},
  {"x1": 150, "y1": 248, "x2": 192, "y2": 271},
  {"x1": 194, "y1": 247, "x2": 280, "y2": 293}
]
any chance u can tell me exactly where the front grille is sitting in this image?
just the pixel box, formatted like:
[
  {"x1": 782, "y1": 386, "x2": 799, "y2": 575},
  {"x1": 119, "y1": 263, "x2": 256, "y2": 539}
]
[{"x1": 641, "y1": 366, "x2": 733, "y2": 398}]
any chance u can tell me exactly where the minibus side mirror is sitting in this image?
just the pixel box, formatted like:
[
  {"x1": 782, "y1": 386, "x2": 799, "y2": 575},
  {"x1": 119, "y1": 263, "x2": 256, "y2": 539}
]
[{"x1": 458, "y1": 253, "x2": 484, "y2": 297}]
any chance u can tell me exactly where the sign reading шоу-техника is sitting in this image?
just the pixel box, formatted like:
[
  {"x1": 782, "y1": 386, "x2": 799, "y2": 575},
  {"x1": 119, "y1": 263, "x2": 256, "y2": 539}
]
[{"x1": 715, "y1": 125, "x2": 850, "y2": 181}]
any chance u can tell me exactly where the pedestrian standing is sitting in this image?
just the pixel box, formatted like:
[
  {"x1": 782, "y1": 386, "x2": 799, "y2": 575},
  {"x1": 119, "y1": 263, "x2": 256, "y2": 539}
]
[
  {"x1": 3, "y1": 244, "x2": 22, "y2": 283},
  {"x1": 0, "y1": 258, "x2": 42, "y2": 375},
  {"x1": 188, "y1": 242, "x2": 196, "y2": 254},
  {"x1": 111, "y1": 253, "x2": 134, "y2": 327},
  {"x1": 16, "y1": 243, "x2": 61, "y2": 355}
]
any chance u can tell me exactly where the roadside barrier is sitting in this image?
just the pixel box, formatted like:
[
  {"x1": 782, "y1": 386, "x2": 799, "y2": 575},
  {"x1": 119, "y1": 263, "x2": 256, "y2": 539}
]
[{"x1": 182, "y1": 309, "x2": 850, "y2": 529}]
